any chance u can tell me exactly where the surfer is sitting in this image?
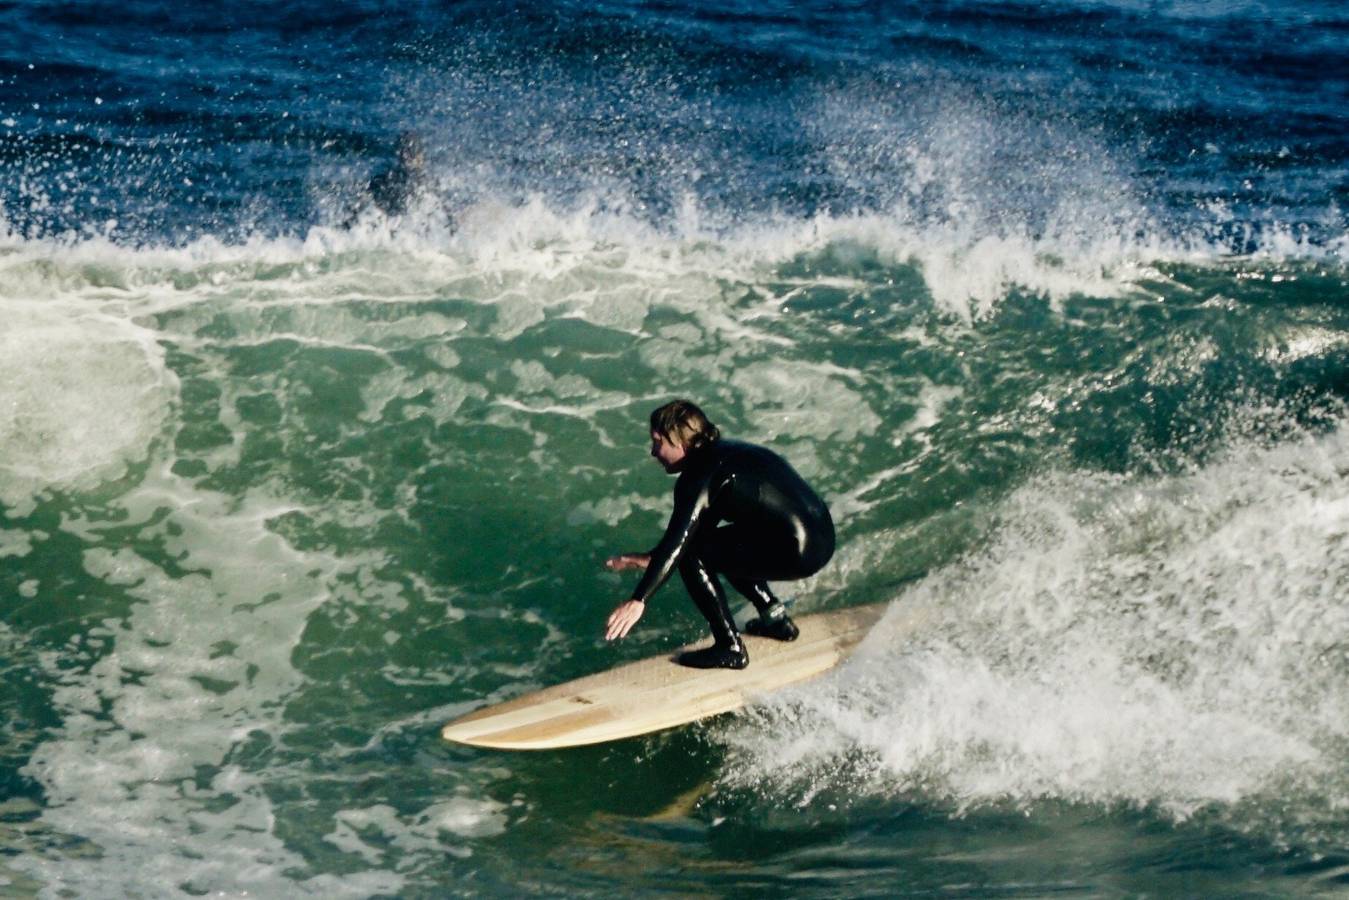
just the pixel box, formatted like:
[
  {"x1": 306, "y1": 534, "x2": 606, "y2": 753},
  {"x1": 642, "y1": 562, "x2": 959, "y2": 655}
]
[
  {"x1": 369, "y1": 132, "x2": 427, "y2": 217},
  {"x1": 603, "y1": 400, "x2": 835, "y2": 669},
  {"x1": 345, "y1": 132, "x2": 429, "y2": 223}
]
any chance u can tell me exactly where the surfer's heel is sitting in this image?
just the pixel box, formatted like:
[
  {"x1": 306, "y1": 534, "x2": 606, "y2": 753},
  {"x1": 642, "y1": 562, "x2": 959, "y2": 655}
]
[
  {"x1": 677, "y1": 642, "x2": 749, "y2": 670},
  {"x1": 743, "y1": 614, "x2": 799, "y2": 642}
]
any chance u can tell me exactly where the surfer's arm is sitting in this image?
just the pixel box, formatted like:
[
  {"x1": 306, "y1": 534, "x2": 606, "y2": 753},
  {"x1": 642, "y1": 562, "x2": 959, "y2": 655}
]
[
  {"x1": 604, "y1": 477, "x2": 707, "y2": 641},
  {"x1": 628, "y1": 474, "x2": 708, "y2": 603},
  {"x1": 601, "y1": 553, "x2": 648, "y2": 642}
]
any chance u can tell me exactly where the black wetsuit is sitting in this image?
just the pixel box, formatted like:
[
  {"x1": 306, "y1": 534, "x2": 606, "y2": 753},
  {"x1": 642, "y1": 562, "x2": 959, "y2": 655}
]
[
  {"x1": 368, "y1": 161, "x2": 421, "y2": 217},
  {"x1": 632, "y1": 439, "x2": 834, "y2": 655}
]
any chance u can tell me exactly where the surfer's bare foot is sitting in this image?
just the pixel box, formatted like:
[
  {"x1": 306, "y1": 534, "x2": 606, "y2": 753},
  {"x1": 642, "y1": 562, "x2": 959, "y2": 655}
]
[
  {"x1": 743, "y1": 615, "x2": 799, "y2": 641},
  {"x1": 677, "y1": 642, "x2": 748, "y2": 670}
]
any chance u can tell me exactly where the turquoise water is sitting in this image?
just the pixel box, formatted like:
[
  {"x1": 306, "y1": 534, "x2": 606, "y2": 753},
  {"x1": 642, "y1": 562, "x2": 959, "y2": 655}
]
[
  {"x1": 4, "y1": 0, "x2": 1349, "y2": 895},
  {"x1": 3, "y1": 227, "x2": 1348, "y2": 895}
]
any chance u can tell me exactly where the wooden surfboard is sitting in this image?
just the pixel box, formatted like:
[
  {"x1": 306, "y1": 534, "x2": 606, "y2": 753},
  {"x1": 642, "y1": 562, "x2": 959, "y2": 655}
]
[{"x1": 441, "y1": 602, "x2": 890, "y2": 750}]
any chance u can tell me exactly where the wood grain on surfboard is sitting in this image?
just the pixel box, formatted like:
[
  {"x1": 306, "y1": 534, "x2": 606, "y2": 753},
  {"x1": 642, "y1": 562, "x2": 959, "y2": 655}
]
[{"x1": 440, "y1": 602, "x2": 888, "y2": 750}]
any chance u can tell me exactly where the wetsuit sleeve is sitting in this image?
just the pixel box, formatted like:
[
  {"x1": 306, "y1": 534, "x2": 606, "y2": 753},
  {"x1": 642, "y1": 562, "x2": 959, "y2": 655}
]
[{"x1": 630, "y1": 470, "x2": 711, "y2": 603}]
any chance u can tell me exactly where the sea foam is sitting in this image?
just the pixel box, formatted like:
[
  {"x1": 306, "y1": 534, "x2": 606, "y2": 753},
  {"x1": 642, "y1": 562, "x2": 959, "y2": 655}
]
[{"x1": 716, "y1": 410, "x2": 1349, "y2": 843}]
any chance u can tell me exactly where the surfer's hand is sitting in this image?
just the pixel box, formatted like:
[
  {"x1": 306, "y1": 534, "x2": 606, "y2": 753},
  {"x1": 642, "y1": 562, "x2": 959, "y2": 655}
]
[
  {"x1": 605, "y1": 599, "x2": 645, "y2": 641},
  {"x1": 605, "y1": 553, "x2": 650, "y2": 572}
]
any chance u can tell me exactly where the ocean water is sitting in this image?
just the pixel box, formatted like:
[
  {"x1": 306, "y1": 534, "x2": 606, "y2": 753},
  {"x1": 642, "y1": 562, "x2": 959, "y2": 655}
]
[{"x1": 2, "y1": 0, "x2": 1348, "y2": 895}]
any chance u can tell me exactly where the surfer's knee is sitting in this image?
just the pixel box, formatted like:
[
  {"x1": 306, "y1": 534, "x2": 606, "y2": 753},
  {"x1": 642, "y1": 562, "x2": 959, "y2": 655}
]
[
  {"x1": 677, "y1": 554, "x2": 727, "y2": 612},
  {"x1": 798, "y1": 522, "x2": 835, "y2": 576}
]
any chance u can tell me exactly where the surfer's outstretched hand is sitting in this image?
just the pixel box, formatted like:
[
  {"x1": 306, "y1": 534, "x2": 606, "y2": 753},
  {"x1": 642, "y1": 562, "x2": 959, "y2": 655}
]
[
  {"x1": 604, "y1": 553, "x2": 650, "y2": 572},
  {"x1": 605, "y1": 599, "x2": 645, "y2": 641}
]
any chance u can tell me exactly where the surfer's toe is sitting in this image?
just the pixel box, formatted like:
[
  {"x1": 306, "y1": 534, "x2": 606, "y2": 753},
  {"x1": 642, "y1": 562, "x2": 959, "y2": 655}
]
[
  {"x1": 742, "y1": 615, "x2": 799, "y2": 642},
  {"x1": 677, "y1": 643, "x2": 749, "y2": 670}
]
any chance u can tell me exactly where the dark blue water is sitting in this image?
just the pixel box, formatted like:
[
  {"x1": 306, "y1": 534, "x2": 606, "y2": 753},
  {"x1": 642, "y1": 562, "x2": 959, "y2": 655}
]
[
  {"x1": 4, "y1": 1, "x2": 1345, "y2": 245},
  {"x1": 3, "y1": 1, "x2": 1349, "y2": 896}
]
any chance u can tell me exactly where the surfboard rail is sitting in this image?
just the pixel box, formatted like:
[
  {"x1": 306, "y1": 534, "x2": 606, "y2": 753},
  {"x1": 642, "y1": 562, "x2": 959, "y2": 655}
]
[{"x1": 441, "y1": 602, "x2": 888, "y2": 750}]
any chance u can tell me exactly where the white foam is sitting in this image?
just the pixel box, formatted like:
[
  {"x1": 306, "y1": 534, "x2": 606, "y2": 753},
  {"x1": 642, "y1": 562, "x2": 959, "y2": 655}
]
[
  {"x1": 2, "y1": 177, "x2": 1340, "y2": 369},
  {"x1": 717, "y1": 416, "x2": 1349, "y2": 837},
  {"x1": 0, "y1": 301, "x2": 175, "y2": 515},
  {"x1": 728, "y1": 360, "x2": 881, "y2": 445},
  {"x1": 567, "y1": 491, "x2": 667, "y2": 528},
  {"x1": 324, "y1": 795, "x2": 509, "y2": 865},
  {"x1": 14, "y1": 467, "x2": 416, "y2": 896},
  {"x1": 0, "y1": 528, "x2": 34, "y2": 559},
  {"x1": 359, "y1": 369, "x2": 485, "y2": 426}
]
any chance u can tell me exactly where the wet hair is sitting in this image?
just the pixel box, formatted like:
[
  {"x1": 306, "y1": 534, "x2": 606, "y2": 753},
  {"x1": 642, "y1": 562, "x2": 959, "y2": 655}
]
[{"x1": 650, "y1": 399, "x2": 720, "y2": 451}]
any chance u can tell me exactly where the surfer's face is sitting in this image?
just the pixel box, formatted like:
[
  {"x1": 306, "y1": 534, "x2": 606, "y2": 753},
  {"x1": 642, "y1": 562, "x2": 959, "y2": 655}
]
[{"x1": 650, "y1": 430, "x2": 686, "y2": 473}]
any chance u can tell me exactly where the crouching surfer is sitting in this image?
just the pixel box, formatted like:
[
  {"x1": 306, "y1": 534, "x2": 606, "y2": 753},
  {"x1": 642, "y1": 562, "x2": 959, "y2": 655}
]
[{"x1": 603, "y1": 400, "x2": 835, "y2": 669}]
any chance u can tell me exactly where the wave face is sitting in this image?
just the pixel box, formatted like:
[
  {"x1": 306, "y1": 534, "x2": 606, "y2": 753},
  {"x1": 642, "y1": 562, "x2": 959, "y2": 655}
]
[{"x1": 2, "y1": 0, "x2": 1348, "y2": 896}]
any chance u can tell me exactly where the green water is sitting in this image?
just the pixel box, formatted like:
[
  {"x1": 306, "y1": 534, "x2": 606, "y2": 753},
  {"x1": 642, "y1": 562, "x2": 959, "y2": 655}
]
[{"x1": 2, "y1": 228, "x2": 1349, "y2": 896}]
